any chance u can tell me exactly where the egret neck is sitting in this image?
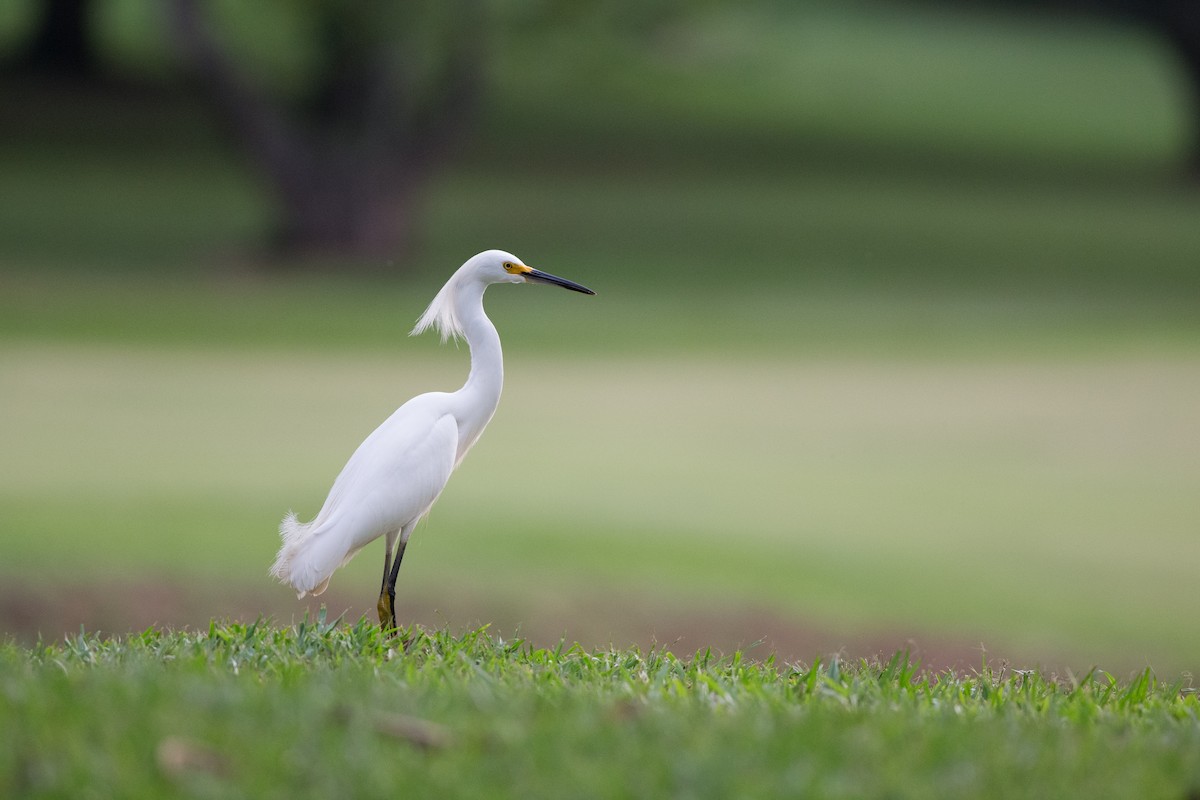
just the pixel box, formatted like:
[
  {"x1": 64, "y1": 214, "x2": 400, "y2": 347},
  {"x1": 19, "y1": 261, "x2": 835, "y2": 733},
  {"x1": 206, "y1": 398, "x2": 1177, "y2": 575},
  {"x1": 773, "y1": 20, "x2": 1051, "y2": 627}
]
[{"x1": 449, "y1": 279, "x2": 503, "y2": 464}]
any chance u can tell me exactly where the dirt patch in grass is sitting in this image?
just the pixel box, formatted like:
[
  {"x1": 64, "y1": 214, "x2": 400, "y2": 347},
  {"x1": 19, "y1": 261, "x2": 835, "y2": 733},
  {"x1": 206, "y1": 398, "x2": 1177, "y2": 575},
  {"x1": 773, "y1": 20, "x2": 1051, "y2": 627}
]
[{"x1": 0, "y1": 579, "x2": 990, "y2": 671}]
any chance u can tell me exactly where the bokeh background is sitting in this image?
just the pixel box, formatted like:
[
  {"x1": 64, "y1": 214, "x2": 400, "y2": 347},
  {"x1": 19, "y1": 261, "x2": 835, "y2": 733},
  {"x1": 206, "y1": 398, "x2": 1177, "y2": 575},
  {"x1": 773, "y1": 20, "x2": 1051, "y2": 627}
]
[{"x1": 2, "y1": 0, "x2": 1198, "y2": 673}]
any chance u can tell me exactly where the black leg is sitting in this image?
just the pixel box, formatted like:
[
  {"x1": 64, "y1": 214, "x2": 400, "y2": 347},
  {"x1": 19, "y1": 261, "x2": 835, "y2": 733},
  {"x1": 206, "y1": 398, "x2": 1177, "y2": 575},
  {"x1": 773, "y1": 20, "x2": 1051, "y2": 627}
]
[{"x1": 384, "y1": 537, "x2": 408, "y2": 633}]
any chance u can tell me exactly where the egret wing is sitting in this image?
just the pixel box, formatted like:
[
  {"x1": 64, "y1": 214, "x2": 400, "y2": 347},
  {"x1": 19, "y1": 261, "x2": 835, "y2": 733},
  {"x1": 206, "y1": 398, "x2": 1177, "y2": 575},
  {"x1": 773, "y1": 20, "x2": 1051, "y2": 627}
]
[
  {"x1": 318, "y1": 395, "x2": 459, "y2": 549},
  {"x1": 273, "y1": 393, "x2": 459, "y2": 595}
]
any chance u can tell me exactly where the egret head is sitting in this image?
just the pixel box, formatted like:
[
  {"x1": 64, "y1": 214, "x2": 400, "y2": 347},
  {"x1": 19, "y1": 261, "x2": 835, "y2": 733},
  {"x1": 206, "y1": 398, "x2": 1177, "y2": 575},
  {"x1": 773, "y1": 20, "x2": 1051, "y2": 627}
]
[
  {"x1": 474, "y1": 250, "x2": 596, "y2": 294},
  {"x1": 413, "y1": 250, "x2": 594, "y2": 341}
]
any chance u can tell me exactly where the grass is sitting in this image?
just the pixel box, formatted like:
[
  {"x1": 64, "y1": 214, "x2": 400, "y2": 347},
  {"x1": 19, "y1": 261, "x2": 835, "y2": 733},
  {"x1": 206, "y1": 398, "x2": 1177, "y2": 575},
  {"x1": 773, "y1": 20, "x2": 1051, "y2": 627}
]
[{"x1": 1, "y1": 621, "x2": 1198, "y2": 799}]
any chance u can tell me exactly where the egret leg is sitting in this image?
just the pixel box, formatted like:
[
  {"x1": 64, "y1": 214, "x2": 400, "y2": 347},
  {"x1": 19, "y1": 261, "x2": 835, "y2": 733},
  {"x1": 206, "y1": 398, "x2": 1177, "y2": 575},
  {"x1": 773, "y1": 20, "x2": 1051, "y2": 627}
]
[
  {"x1": 376, "y1": 529, "x2": 400, "y2": 629},
  {"x1": 383, "y1": 533, "x2": 410, "y2": 634}
]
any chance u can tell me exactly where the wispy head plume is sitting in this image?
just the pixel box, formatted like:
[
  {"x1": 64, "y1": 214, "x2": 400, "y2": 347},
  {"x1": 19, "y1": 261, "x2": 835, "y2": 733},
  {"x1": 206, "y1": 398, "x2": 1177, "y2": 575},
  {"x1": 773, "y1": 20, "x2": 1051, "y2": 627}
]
[{"x1": 411, "y1": 272, "x2": 465, "y2": 342}]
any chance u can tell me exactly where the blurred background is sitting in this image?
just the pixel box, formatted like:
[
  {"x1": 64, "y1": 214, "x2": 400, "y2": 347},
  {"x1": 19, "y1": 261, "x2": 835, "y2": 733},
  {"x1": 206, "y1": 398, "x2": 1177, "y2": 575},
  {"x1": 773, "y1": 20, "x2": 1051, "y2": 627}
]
[{"x1": 1, "y1": 0, "x2": 1198, "y2": 673}]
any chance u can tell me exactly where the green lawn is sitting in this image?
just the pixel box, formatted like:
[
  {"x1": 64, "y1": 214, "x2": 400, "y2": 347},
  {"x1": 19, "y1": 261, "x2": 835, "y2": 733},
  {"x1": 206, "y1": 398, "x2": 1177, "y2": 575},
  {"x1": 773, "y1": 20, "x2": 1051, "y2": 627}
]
[{"x1": 2, "y1": 623, "x2": 1198, "y2": 799}]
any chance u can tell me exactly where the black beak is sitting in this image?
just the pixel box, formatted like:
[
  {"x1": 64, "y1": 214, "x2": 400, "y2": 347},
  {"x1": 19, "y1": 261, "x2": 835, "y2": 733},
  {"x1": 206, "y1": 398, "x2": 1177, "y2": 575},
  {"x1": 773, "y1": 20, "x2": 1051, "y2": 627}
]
[{"x1": 524, "y1": 268, "x2": 596, "y2": 295}]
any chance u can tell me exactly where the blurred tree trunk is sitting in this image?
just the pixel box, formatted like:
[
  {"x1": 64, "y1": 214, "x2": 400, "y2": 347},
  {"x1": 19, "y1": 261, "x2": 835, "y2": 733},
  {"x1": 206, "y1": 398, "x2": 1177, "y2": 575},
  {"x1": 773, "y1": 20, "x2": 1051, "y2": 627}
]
[
  {"x1": 167, "y1": 0, "x2": 483, "y2": 264},
  {"x1": 1153, "y1": 4, "x2": 1200, "y2": 178},
  {"x1": 13, "y1": 0, "x2": 100, "y2": 80}
]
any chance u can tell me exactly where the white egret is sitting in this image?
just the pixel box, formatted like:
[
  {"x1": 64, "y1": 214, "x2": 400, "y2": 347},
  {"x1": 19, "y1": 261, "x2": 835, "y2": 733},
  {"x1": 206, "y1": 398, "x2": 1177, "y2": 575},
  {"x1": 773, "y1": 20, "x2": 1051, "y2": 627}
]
[{"x1": 270, "y1": 250, "x2": 595, "y2": 630}]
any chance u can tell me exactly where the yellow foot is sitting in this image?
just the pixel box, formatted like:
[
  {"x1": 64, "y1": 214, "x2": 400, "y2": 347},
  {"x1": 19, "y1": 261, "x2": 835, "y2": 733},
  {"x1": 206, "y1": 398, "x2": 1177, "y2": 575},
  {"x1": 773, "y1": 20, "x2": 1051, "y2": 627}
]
[{"x1": 377, "y1": 592, "x2": 394, "y2": 630}]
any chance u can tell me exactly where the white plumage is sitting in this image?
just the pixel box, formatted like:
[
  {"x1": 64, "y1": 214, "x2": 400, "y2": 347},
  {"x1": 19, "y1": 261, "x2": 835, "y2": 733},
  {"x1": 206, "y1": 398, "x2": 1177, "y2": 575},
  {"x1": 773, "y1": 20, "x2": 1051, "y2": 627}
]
[{"x1": 270, "y1": 250, "x2": 595, "y2": 629}]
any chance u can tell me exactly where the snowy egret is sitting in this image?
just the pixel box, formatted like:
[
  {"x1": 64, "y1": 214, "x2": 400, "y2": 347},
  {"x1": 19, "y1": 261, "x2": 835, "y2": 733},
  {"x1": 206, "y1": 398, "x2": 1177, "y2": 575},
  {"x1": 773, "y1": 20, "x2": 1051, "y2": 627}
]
[{"x1": 270, "y1": 250, "x2": 594, "y2": 630}]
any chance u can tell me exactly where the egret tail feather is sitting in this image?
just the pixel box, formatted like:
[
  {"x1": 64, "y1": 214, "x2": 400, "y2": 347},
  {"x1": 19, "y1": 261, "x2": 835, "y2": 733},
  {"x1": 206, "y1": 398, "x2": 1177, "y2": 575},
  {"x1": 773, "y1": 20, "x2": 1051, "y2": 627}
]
[{"x1": 270, "y1": 511, "x2": 347, "y2": 599}]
